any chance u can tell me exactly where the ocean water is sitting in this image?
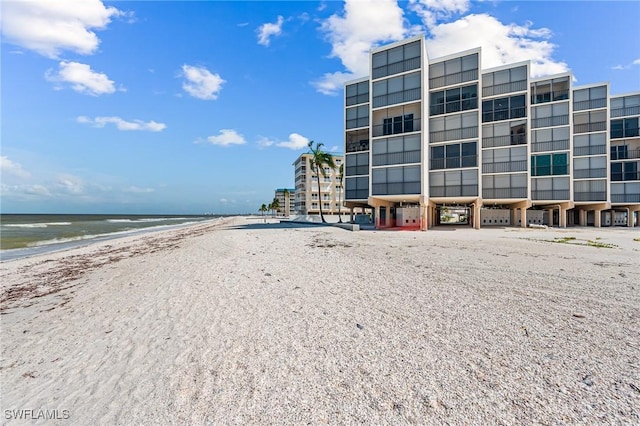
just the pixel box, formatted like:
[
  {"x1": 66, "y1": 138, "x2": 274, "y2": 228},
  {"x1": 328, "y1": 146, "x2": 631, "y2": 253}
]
[{"x1": 0, "y1": 214, "x2": 217, "y2": 260}]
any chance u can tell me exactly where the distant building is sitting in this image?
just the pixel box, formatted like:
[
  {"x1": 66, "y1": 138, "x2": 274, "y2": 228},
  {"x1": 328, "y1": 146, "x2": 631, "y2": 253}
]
[
  {"x1": 344, "y1": 34, "x2": 640, "y2": 229},
  {"x1": 274, "y1": 188, "x2": 295, "y2": 216},
  {"x1": 293, "y1": 152, "x2": 345, "y2": 215}
]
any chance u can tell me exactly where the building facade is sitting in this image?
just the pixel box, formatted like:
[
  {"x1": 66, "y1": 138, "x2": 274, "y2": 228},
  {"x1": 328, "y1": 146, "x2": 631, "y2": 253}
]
[
  {"x1": 344, "y1": 35, "x2": 640, "y2": 229},
  {"x1": 293, "y1": 153, "x2": 345, "y2": 216},
  {"x1": 274, "y1": 188, "x2": 296, "y2": 216}
]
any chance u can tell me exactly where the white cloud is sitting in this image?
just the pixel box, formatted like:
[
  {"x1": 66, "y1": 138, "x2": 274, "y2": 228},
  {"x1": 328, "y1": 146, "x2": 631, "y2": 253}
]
[
  {"x1": 612, "y1": 58, "x2": 640, "y2": 70},
  {"x1": 409, "y1": 0, "x2": 470, "y2": 28},
  {"x1": 426, "y1": 14, "x2": 569, "y2": 77},
  {"x1": 634, "y1": 59, "x2": 640, "y2": 65},
  {"x1": 257, "y1": 15, "x2": 285, "y2": 46},
  {"x1": 46, "y1": 61, "x2": 117, "y2": 96},
  {"x1": 1, "y1": 183, "x2": 52, "y2": 198},
  {"x1": 56, "y1": 174, "x2": 85, "y2": 195},
  {"x1": 256, "y1": 137, "x2": 275, "y2": 148},
  {"x1": 314, "y1": 0, "x2": 407, "y2": 94},
  {"x1": 261, "y1": 133, "x2": 310, "y2": 150},
  {"x1": 315, "y1": 1, "x2": 570, "y2": 94},
  {"x1": 199, "y1": 129, "x2": 246, "y2": 146},
  {"x1": 77, "y1": 116, "x2": 166, "y2": 132},
  {"x1": 1, "y1": 156, "x2": 31, "y2": 179},
  {"x1": 0, "y1": 0, "x2": 127, "y2": 58},
  {"x1": 180, "y1": 65, "x2": 225, "y2": 100}
]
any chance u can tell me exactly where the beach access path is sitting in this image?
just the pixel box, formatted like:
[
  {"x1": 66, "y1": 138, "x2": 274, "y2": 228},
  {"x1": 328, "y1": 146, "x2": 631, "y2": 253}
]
[{"x1": 1, "y1": 216, "x2": 639, "y2": 424}]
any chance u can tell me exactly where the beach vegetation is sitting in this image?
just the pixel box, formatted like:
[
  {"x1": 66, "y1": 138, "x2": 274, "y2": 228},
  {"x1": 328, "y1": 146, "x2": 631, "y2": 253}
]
[
  {"x1": 307, "y1": 140, "x2": 336, "y2": 223},
  {"x1": 270, "y1": 197, "x2": 280, "y2": 217}
]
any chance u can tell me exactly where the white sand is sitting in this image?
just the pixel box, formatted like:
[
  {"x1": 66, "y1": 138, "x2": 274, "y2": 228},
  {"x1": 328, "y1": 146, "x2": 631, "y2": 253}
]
[{"x1": 1, "y1": 216, "x2": 639, "y2": 424}]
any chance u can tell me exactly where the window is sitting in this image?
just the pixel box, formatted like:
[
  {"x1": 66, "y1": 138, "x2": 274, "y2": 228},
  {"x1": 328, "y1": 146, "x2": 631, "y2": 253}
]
[
  {"x1": 611, "y1": 145, "x2": 628, "y2": 160},
  {"x1": 482, "y1": 95, "x2": 526, "y2": 122},
  {"x1": 611, "y1": 118, "x2": 639, "y2": 138},
  {"x1": 372, "y1": 41, "x2": 421, "y2": 79},
  {"x1": 372, "y1": 134, "x2": 421, "y2": 166},
  {"x1": 372, "y1": 72, "x2": 421, "y2": 108},
  {"x1": 372, "y1": 165, "x2": 421, "y2": 195},
  {"x1": 482, "y1": 66, "x2": 528, "y2": 96},
  {"x1": 382, "y1": 114, "x2": 415, "y2": 135},
  {"x1": 346, "y1": 81, "x2": 369, "y2": 106},
  {"x1": 531, "y1": 77, "x2": 570, "y2": 104},
  {"x1": 430, "y1": 84, "x2": 477, "y2": 116},
  {"x1": 429, "y1": 53, "x2": 478, "y2": 89},
  {"x1": 431, "y1": 142, "x2": 476, "y2": 169},
  {"x1": 573, "y1": 86, "x2": 607, "y2": 111},
  {"x1": 531, "y1": 153, "x2": 568, "y2": 176},
  {"x1": 346, "y1": 105, "x2": 369, "y2": 129}
]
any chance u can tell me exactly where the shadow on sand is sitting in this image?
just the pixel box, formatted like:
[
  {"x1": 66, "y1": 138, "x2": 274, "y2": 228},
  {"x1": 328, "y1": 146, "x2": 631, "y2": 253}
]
[{"x1": 226, "y1": 221, "x2": 330, "y2": 231}]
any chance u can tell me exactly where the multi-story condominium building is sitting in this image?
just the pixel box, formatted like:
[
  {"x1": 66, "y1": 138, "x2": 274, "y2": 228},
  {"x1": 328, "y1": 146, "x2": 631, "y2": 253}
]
[
  {"x1": 293, "y1": 152, "x2": 345, "y2": 216},
  {"x1": 344, "y1": 35, "x2": 640, "y2": 229},
  {"x1": 274, "y1": 188, "x2": 296, "y2": 216}
]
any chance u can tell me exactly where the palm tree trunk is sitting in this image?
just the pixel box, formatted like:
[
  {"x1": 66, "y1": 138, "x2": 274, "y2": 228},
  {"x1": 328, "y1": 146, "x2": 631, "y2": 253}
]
[{"x1": 316, "y1": 169, "x2": 325, "y2": 223}]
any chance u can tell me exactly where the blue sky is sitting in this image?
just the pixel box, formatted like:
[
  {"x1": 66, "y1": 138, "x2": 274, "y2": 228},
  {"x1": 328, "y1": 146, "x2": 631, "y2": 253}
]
[{"x1": 1, "y1": 0, "x2": 639, "y2": 214}]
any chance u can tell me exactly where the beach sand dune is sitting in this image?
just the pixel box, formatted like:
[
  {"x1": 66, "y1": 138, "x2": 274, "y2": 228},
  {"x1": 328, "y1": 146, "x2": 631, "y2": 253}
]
[{"x1": 1, "y1": 217, "x2": 639, "y2": 424}]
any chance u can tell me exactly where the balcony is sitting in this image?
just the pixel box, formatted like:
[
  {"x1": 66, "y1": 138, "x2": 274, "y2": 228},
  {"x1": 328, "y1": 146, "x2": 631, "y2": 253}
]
[
  {"x1": 482, "y1": 187, "x2": 527, "y2": 199},
  {"x1": 481, "y1": 80, "x2": 527, "y2": 97},
  {"x1": 531, "y1": 90, "x2": 569, "y2": 105},
  {"x1": 612, "y1": 194, "x2": 640, "y2": 203},
  {"x1": 372, "y1": 88, "x2": 421, "y2": 109},
  {"x1": 429, "y1": 69, "x2": 478, "y2": 89},
  {"x1": 345, "y1": 165, "x2": 370, "y2": 176},
  {"x1": 611, "y1": 149, "x2": 640, "y2": 160},
  {"x1": 345, "y1": 189, "x2": 369, "y2": 200},
  {"x1": 430, "y1": 155, "x2": 477, "y2": 170},
  {"x1": 372, "y1": 56, "x2": 421, "y2": 80},
  {"x1": 346, "y1": 140, "x2": 370, "y2": 153}
]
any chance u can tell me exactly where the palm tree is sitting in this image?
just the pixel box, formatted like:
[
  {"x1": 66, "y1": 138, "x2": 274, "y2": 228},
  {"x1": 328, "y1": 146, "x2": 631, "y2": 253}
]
[
  {"x1": 271, "y1": 197, "x2": 280, "y2": 217},
  {"x1": 307, "y1": 140, "x2": 336, "y2": 223},
  {"x1": 259, "y1": 203, "x2": 268, "y2": 222},
  {"x1": 337, "y1": 163, "x2": 344, "y2": 223},
  {"x1": 283, "y1": 189, "x2": 290, "y2": 217}
]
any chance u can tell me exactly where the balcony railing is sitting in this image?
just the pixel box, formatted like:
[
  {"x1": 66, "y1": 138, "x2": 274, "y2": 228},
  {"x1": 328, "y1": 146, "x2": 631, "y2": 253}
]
[
  {"x1": 372, "y1": 117, "x2": 421, "y2": 137},
  {"x1": 373, "y1": 150, "x2": 421, "y2": 166},
  {"x1": 573, "y1": 122, "x2": 607, "y2": 134},
  {"x1": 481, "y1": 80, "x2": 527, "y2": 97},
  {"x1": 531, "y1": 89, "x2": 570, "y2": 104},
  {"x1": 346, "y1": 140, "x2": 370, "y2": 153},
  {"x1": 372, "y1": 57, "x2": 421, "y2": 80},
  {"x1": 531, "y1": 190, "x2": 570, "y2": 201},
  {"x1": 429, "y1": 126, "x2": 478, "y2": 143},
  {"x1": 610, "y1": 105, "x2": 640, "y2": 118},
  {"x1": 612, "y1": 193, "x2": 640, "y2": 203},
  {"x1": 482, "y1": 160, "x2": 527, "y2": 174},
  {"x1": 531, "y1": 139, "x2": 570, "y2": 153},
  {"x1": 482, "y1": 133, "x2": 526, "y2": 148},
  {"x1": 611, "y1": 171, "x2": 640, "y2": 181},
  {"x1": 372, "y1": 87, "x2": 421, "y2": 108},
  {"x1": 531, "y1": 115, "x2": 569, "y2": 129},
  {"x1": 345, "y1": 165, "x2": 370, "y2": 176},
  {"x1": 346, "y1": 117, "x2": 370, "y2": 130},
  {"x1": 611, "y1": 149, "x2": 640, "y2": 160},
  {"x1": 482, "y1": 187, "x2": 527, "y2": 199},
  {"x1": 574, "y1": 192, "x2": 607, "y2": 202},
  {"x1": 345, "y1": 189, "x2": 369, "y2": 200},
  {"x1": 573, "y1": 98, "x2": 607, "y2": 111},
  {"x1": 429, "y1": 185, "x2": 478, "y2": 197},
  {"x1": 573, "y1": 145, "x2": 606, "y2": 156},
  {"x1": 372, "y1": 181, "x2": 421, "y2": 195},
  {"x1": 429, "y1": 69, "x2": 478, "y2": 89},
  {"x1": 346, "y1": 94, "x2": 369, "y2": 107},
  {"x1": 573, "y1": 168, "x2": 607, "y2": 179}
]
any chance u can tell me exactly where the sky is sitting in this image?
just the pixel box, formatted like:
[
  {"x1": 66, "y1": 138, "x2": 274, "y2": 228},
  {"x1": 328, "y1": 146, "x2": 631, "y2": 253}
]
[{"x1": 1, "y1": 0, "x2": 639, "y2": 215}]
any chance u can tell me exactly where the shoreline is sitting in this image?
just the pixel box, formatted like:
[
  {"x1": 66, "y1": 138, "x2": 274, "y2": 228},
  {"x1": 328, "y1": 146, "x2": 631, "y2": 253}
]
[{"x1": 1, "y1": 217, "x2": 638, "y2": 424}]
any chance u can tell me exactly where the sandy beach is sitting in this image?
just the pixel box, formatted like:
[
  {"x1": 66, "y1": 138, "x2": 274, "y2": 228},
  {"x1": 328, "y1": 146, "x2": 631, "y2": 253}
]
[{"x1": 1, "y1": 216, "x2": 639, "y2": 424}]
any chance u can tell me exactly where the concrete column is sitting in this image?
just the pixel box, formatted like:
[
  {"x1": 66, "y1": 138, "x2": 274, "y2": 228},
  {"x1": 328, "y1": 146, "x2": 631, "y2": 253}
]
[
  {"x1": 385, "y1": 206, "x2": 393, "y2": 228},
  {"x1": 374, "y1": 205, "x2": 380, "y2": 229},
  {"x1": 520, "y1": 208, "x2": 527, "y2": 228},
  {"x1": 546, "y1": 208, "x2": 553, "y2": 226},
  {"x1": 559, "y1": 207, "x2": 566, "y2": 228},
  {"x1": 420, "y1": 203, "x2": 427, "y2": 231},
  {"x1": 594, "y1": 209, "x2": 601, "y2": 228},
  {"x1": 473, "y1": 203, "x2": 481, "y2": 229},
  {"x1": 579, "y1": 210, "x2": 586, "y2": 226}
]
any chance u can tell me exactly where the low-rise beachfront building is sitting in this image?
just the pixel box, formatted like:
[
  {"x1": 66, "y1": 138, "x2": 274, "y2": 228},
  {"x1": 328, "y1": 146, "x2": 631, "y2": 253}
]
[
  {"x1": 274, "y1": 188, "x2": 295, "y2": 217},
  {"x1": 293, "y1": 152, "x2": 345, "y2": 216},
  {"x1": 343, "y1": 35, "x2": 640, "y2": 229}
]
